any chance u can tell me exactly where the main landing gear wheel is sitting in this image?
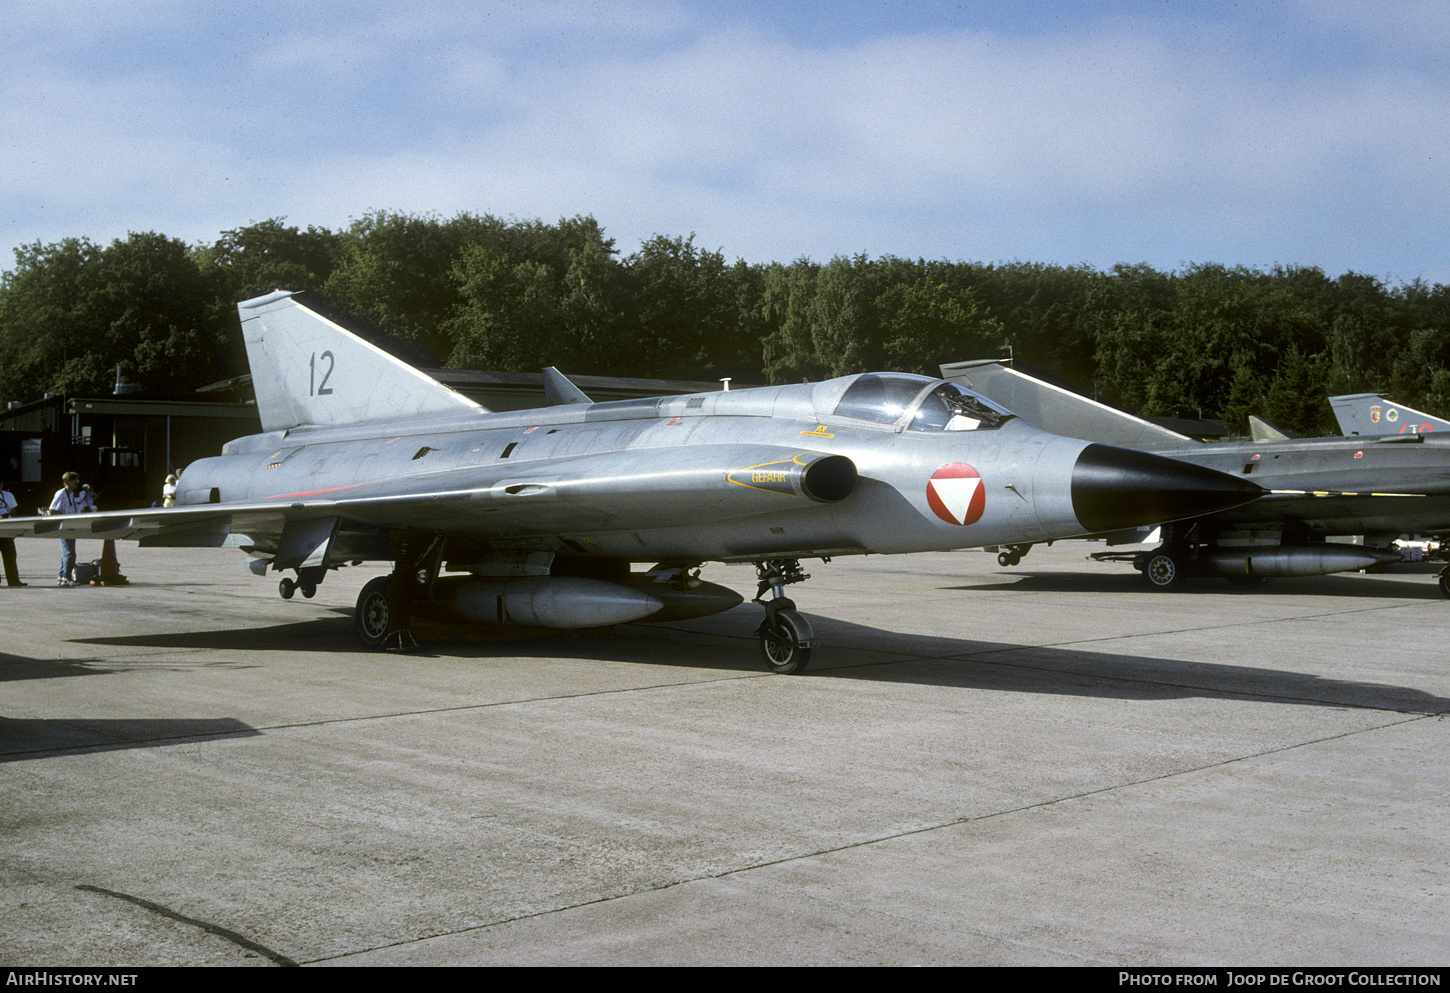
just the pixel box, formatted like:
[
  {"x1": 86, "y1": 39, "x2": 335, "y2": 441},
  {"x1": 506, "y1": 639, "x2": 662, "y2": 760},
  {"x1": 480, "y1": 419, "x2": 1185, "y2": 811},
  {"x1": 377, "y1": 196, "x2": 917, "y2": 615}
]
[
  {"x1": 1439, "y1": 566, "x2": 1450, "y2": 600},
  {"x1": 1142, "y1": 547, "x2": 1187, "y2": 590},
  {"x1": 355, "y1": 576, "x2": 398, "y2": 649},
  {"x1": 758, "y1": 607, "x2": 813, "y2": 675}
]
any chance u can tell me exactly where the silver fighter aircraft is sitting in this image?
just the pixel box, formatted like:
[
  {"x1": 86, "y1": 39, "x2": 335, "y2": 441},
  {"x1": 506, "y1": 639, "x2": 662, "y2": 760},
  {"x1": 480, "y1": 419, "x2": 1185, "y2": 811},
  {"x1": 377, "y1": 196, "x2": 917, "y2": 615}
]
[
  {"x1": 0, "y1": 292, "x2": 1262, "y2": 672},
  {"x1": 943, "y1": 359, "x2": 1450, "y2": 593}
]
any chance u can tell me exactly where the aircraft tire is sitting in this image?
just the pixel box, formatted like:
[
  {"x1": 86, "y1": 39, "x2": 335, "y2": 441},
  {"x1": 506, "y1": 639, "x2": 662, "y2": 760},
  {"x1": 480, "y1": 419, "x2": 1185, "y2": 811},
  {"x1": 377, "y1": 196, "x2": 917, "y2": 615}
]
[
  {"x1": 759, "y1": 608, "x2": 813, "y2": 674},
  {"x1": 997, "y1": 551, "x2": 1012, "y2": 567},
  {"x1": 279, "y1": 577, "x2": 295, "y2": 599},
  {"x1": 1143, "y1": 548, "x2": 1186, "y2": 590},
  {"x1": 355, "y1": 576, "x2": 397, "y2": 649},
  {"x1": 1438, "y1": 567, "x2": 1450, "y2": 600}
]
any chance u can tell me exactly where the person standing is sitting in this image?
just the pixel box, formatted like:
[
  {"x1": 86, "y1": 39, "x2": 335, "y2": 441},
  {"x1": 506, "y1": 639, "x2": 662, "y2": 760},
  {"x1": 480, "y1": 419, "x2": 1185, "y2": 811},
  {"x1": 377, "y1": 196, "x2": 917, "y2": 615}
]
[
  {"x1": 162, "y1": 474, "x2": 177, "y2": 507},
  {"x1": 0, "y1": 479, "x2": 24, "y2": 587},
  {"x1": 49, "y1": 471, "x2": 85, "y2": 586}
]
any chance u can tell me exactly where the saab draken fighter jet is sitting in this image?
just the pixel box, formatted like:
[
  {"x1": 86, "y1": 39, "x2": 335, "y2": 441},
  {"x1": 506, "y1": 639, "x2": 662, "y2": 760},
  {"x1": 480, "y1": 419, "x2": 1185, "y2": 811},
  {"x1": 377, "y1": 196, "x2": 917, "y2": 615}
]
[
  {"x1": 943, "y1": 359, "x2": 1450, "y2": 594},
  {"x1": 0, "y1": 292, "x2": 1262, "y2": 672},
  {"x1": 1331, "y1": 394, "x2": 1450, "y2": 438}
]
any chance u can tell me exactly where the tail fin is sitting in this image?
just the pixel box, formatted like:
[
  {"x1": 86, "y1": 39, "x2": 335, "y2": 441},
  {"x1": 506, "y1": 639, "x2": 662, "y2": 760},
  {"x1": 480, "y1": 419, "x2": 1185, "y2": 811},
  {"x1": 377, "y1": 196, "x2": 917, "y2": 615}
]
[
  {"x1": 1329, "y1": 393, "x2": 1450, "y2": 437},
  {"x1": 238, "y1": 291, "x2": 485, "y2": 432},
  {"x1": 543, "y1": 366, "x2": 593, "y2": 406},
  {"x1": 1248, "y1": 415, "x2": 1292, "y2": 441}
]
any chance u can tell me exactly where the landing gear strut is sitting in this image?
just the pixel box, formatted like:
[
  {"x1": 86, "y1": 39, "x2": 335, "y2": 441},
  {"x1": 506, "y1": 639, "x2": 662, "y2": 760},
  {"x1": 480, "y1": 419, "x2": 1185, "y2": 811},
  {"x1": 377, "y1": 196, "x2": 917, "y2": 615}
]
[{"x1": 752, "y1": 558, "x2": 819, "y2": 674}]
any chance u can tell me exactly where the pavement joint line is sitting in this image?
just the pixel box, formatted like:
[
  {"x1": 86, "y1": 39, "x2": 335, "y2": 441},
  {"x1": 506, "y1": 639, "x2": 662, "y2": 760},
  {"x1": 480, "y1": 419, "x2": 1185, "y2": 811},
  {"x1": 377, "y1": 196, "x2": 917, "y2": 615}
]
[{"x1": 306, "y1": 710, "x2": 1439, "y2": 966}]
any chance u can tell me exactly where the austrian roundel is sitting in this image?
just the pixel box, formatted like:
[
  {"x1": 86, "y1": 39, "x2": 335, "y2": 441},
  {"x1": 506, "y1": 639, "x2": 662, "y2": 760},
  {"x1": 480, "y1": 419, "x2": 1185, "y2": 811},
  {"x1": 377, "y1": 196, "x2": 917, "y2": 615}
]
[{"x1": 926, "y1": 462, "x2": 986, "y2": 526}]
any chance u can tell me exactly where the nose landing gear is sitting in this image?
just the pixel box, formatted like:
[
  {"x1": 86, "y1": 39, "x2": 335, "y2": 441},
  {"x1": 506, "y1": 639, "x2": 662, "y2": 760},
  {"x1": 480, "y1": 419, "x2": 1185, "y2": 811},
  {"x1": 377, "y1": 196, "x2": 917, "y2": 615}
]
[
  {"x1": 752, "y1": 558, "x2": 820, "y2": 674},
  {"x1": 996, "y1": 543, "x2": 1032, "y2": 567},
  {"x1": 278, "y1": 565, "x2": 326, "y2": 599}
]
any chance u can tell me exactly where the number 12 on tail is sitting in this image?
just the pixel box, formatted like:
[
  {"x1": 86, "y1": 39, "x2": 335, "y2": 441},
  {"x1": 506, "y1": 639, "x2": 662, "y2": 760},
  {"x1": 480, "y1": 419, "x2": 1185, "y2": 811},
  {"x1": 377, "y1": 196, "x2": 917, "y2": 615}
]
[{"x1": 310, "y1": 351, "x2": 334, "y2": 396}]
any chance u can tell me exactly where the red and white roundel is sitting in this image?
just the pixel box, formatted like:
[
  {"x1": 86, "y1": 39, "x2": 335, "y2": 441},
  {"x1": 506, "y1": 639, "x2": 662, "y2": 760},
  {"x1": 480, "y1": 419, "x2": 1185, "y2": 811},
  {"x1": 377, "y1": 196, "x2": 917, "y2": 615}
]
[{"x1": 927, "y1": 463, "x2": 986, "y2": 525}]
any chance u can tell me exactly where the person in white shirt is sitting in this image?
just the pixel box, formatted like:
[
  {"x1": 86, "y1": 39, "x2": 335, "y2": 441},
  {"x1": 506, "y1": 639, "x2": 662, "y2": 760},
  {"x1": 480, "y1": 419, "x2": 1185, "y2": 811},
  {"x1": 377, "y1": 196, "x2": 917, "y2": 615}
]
[
  {"x1": 0, "y1": 480, "x2": 23, "y2": 587},
  {"x1": 48, "y1": 472, "x2": 86, "y2": 586}
]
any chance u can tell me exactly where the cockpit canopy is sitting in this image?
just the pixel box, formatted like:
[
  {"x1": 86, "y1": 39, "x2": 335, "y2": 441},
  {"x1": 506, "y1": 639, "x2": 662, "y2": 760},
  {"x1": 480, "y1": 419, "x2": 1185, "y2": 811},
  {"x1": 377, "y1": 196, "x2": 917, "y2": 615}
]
[{"x1": 831, "y1": 373, "x2": 1015, "y2": 432}]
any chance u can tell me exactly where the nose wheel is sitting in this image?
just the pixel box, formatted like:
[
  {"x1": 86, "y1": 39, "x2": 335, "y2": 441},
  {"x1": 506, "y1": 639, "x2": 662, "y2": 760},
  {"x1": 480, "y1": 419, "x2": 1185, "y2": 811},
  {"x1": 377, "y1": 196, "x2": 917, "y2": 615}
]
[
  {"x1": 996, "y1": 543, "x2": 1032, "y2": 567},
  {"x1": 752, "y1": 558, "x2": 820, "y2": 674},
  {"x1": 757, "y1": 606, "x2": 813, "y2": 674},
  {"x1": 278, "y1": 566, "x2": 326, "y2": 599}
]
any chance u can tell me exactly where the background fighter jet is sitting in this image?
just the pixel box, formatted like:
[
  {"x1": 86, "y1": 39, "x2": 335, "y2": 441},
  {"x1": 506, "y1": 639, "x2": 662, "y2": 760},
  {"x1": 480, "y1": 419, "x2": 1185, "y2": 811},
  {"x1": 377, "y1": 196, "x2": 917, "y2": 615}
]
[
  {"x1": 0, "y1": 292, "x2": 1261, "y2": 672},
  {"x1": 942, "y1": 359, "x2": 1450, "y2": 595},
  {"x1": 1331, "y1": 394, "x2": 1450, "y2": 437}
]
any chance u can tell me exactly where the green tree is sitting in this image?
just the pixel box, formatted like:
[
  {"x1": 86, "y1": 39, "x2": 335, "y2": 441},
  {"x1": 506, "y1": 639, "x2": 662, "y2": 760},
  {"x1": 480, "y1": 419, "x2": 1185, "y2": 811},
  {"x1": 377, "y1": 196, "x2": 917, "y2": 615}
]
[
  {"x1": 0, "y1": 237, "x2": 105, "y2": 404},
  {"x1": 876, "y1": 269, "x2": 1005, "y2": 375},
  {"x1": 1262, "y1": 346, "x2": 1331, "y2": 435},
  {"x1": 200, "y1": 217, "x2": 342, "y2": 301},
  {"x1": 444, "y1": 248, "x2": 564, "y2": 371},
  {"x1": 0, "y1": 232, "x2": 220, "y2": 401},
  {"x1": 759, "y1": 259, "x2": 825, "y2": 384},
  {"x1": 622, "y1": 234, "x2": 738, "y2": 379},
  {"x1": 441, "y1": 215, "x2": 625, "y2": 373}
]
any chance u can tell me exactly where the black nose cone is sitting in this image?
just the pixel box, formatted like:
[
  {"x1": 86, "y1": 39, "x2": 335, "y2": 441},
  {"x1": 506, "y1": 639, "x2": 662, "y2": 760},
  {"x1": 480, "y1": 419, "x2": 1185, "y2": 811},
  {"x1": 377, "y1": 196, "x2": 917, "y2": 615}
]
[{"x1": 1071, "y1": 444, "x2": 1263, "y2": 533}]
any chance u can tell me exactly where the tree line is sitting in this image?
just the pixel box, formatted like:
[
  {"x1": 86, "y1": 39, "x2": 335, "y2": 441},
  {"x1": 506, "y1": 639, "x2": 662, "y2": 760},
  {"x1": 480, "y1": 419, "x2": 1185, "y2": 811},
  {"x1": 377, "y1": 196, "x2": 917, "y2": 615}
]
[{"x1": 2, "y1": 211, "x2": 1448, "y2": 436}]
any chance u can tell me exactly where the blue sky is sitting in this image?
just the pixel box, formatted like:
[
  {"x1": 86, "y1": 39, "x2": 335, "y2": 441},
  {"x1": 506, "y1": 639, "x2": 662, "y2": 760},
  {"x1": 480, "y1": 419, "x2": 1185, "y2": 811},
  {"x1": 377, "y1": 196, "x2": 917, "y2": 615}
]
[{"x1": 4, "y1": 0, "x2": 1449, "y2": 284}]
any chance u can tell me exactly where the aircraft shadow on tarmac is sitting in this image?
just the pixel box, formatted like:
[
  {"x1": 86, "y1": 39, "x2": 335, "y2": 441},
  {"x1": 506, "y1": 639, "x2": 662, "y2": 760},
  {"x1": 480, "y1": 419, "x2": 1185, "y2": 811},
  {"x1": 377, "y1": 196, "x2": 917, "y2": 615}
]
[
  {"x1": 957, "y1": 568, "x2": 1446, "y2": 599},
  {"x1": 42, "y1": 605, "x2": 1450, "y2": 718},
  {"x1": 0, "y1": 712, "x2": 259, "y2": 764},
  {"x1": 807, "y1": 617, "x2": 1450, "y2": 715},
  {"x1": 0, "y1": 654, "x2": 261, "y2": 763},
  {"x1": 67, "y1": 615, "x2": 364, "y2": 653},
  {"x1": 0, "y1": 653, "x2": 114, "y2": 683}
]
